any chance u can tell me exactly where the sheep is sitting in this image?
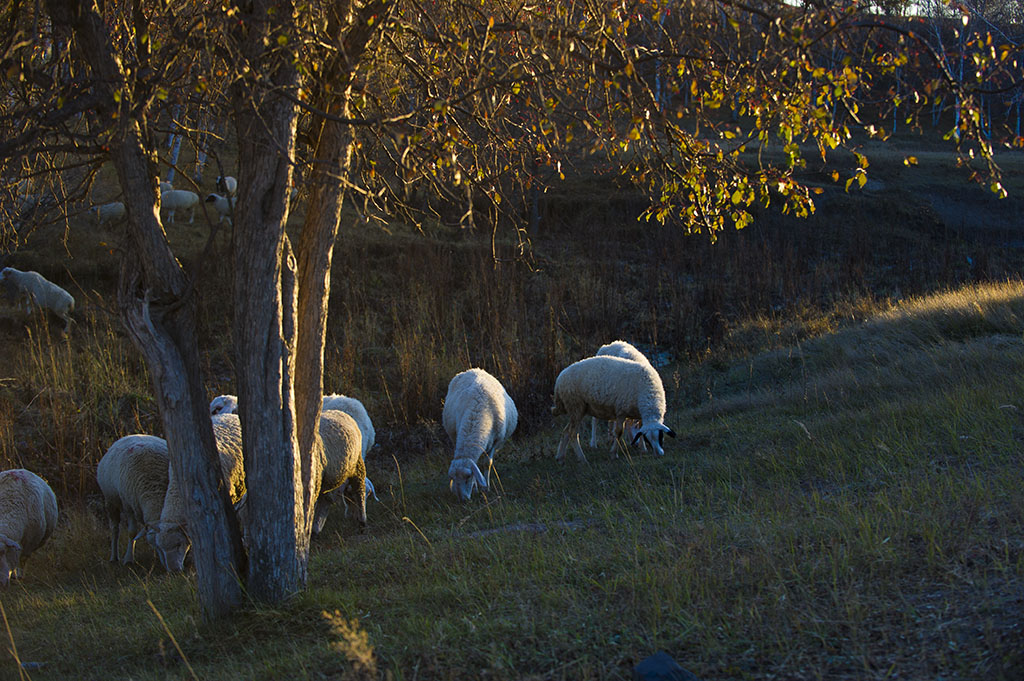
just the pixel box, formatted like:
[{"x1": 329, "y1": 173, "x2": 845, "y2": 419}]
[
  {"x1": 204, "y1": 193, "x2": 236, "y2": 226},
  {"x1": 442, "y1": 368, "x2": 518, "y2": 502},
  {"x1": 209, "y1": 394, "x2": 238, "y2": 416},
  {"x1": 0, "y1": 266, "x2": 75, "y2": 333},
  {"x1": 311, "y1": 409, "x2": 366, "y2": 534},
  {"x1": 157, "y1": 413, "x2": 246, "y2": 572},
  {"x1": 552, "y1": 355, "x2": 676, "y2": 462},
  {"x1": 321, "y1": 393, "x2": 379, "y2": 503},
  {"x1": 159, "y1": 181, "x2": 174, "y2": 192},
  {"x1": 216, "y1": 176, "x2": 237, "y2": 197},
  {"x1": 96, "y1": 434, "x2": 169, "y2": 565},
  {"x1": 0, "y1": 469, "x2": 58, "y2": 588},
  {"x1": 590, "y1": 340, "x2": 655, "y2": 452},
  {"x1": 159, "y1": 189, "x2": 199, "y2": 224},
  {"x1": 90, "y1": 201, "x2": 126, "y2": 226}
]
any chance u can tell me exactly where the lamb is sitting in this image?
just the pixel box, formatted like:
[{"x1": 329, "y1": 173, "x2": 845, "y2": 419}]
[
  {"x1": 159, "y1": 188, "x2": 199, "y2": 224},
  {"x1": 552, "y1": 354, "x2": 675, "y2": 462},
  {"x1": 321, "y1": 393, "x2": 379, "y2": 503},
  {"x1": 96, "y1": 434, "x2": 169, "y2": 565},
  {"x1": 209, "y1": 394, "x2": 238, "y2": 416},
  {"x1": 157, "y1": 413, "x2": 246, "y2": 572},
  {"x1": 90, "y1": 201, "x2": 126, "y2": 226},
  {"x1": 442, "y1": 368, "x2": 518, "y2": 502},
  {"x1": 0, "y1": 266, "x2": 75, "y2": 333},
  {"x1": 0, "y1": 469, "x2": 58, "y2": 588},
  {"x1": 311, "y1": 409, "x2": 367, "y2": 534},
  {"x1": 216, "y1": 175, "x2": 237, "y2": 196},
  {"x1": 590, "y1": 340, "x2": 654, "y2": 452},
  {"x1": 204, "y1": 193, "x2": 236, "y2": 226}
]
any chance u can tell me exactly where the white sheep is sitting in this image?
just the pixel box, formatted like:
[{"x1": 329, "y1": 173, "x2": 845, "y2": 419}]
[
  {"x1": 204, "y1": 193, "x2": 236, "y2": 226},
  {"x1": 321, "y1": 393, "x2": 379, "y2": 503},
  {"x1": 0, "y1": 266, "x2": 75, "y2": 333},
  {"x1": 90, "y1": 201, "x2": 126, "y2": 226},
  {"x1": 96, "y1": 434, "x2": 169, "y2": 565},
  {"x1": 590, "y1": 340, "x2": 654, "y2": 452},
  {"x1": 159, "y1": 188, "x2": 199, "y2": 224},
  {"x1": 159, "y1": 181, "x2": 174, "y2": 192},
  {"x1": 442, "y1": 368, "x2": 518, "y2": 502},
  {"x1": 157, "y1": 413, "x2": 246, "y2": 572},
  {"x1": 311, "y1": 409, "x2": 366, "y2": 534},
  {"x1": 216, "y1": 176, "x2": 237, "y2": 197},
  {"x1": 552, "y1": 355, "x2": 675, "y2": 461},
  {"x1": 209, "y1": 394, "x2": 238, "y2": 416},
  {"x1": 0, "y1": 469, "x2": 58, "y2": 588}
]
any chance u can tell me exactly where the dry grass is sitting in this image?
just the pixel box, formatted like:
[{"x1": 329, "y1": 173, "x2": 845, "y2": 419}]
[{"x1": 0, "y1": 132, "x2": 1022, "y2": 679}]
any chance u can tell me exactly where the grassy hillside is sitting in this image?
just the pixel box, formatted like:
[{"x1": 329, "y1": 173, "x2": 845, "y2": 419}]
[
  {"x1": 1, "y1": 136, "x2": 1022, "y2": 679},
  {"x1": 1, "y1": 279, "x2": 1021, "y2": 680}
]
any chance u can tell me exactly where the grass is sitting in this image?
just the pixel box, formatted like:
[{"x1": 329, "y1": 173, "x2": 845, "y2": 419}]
[
  {"x1": 0, "y1": 278, "x2": 1021, "y2": 680},
  {"x1": 0, "y1": 134, "x2": 1022, "y2": 679}
]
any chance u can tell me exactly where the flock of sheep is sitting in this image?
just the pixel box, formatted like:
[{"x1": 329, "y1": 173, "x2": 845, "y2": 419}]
[
  {"x1": 90, "y1": 175, "x2": 239, "y2": 228},
  {"x1": 0, "y1": 271, "x2": 675, "y2": 585}
]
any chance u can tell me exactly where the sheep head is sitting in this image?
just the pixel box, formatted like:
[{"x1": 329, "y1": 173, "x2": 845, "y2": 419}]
[
  {"x1": 209, "y1": 394, "x2": 238, "y2": 416},
  {"x1": 631, "y1": 422, "x2": 676, "y2": 457},
  {"x1": 448, "y1": 456, "x2": 487, "y2": 502},
  {"x1": 0, "y1": 535, "x2": 22, "y2": 588},
  {"x1": 156, "y1": 522, "x2": 190, "y2": 573}
]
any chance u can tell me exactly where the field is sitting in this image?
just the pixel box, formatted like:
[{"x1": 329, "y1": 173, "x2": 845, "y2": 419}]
[{"x1": 0, "y1": 136, "x2": 1022, "y2": 680}]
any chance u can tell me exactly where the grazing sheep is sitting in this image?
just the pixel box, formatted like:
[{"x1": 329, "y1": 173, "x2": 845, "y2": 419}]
[
  {"x1": 0, "y1": 469, "x2": 58, "y2": 588},
  {"x1": 552, "y1": 355, "x2": 675, "y2": 462},
  {"x1": 216, "y1": 176, "x2": 237, "y2": 196},
  {"x1": 157, "y1": 413, "x2": 246, "y2": 572},
  {"x1": 159, "y1": 188, "x2": 199, "y2": 224},
  {"x1": 90, "y1": 201, "x2": 126, "y2": 226},
  {"x1": 204, "y1": 193, "x2": 236, "y2": 226},
  {"x1": 96, "y1": 434, "x2": 169, "y2": 565},
  {"x1": 209, "y1": 394, "x2": 238, "y2": 416},
  {"x1": 312, "y1": 409, "x2": 366, "y2": 534},
  {"x1": 442, "y1": 368, "x2": 518, "y2": 502},
  {"x1": 590, "y1": 340, "x2": 655, "y2": 452},
  {"x1": 321, "y1": 393, "x2": 379, "y2": 503},
  {"x1": 0, "y1": 266, "x2": 75, "y2": 333}
]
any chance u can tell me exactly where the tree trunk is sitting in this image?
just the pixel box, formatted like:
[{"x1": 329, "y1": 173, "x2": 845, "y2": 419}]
[
  {"x1": 229, "y1": 0, "x2": 311, "y2": 601},
  {"x1": 44, "y1": 0, "x2": 245, "y2": 620}
]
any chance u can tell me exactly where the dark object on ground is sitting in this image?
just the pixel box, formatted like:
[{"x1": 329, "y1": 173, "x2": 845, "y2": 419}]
[{"x1": 633, "y1": 652, "x2": 701, "y2": 681}]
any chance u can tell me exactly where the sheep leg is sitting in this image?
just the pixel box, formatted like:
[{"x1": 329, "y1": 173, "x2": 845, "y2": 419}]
[
  {"x1": 122, "y1": 515, "x2": 140, "y2": 564},
  {"x1": 610, "y1": 418, "x2": 626, "y2": 458},
  {"x1": 354, "y1": 458, "x2": 367, "y2": 531},
  {"x1": 557, "y1": 415, "x2": 588, "y2": 462},
  {"x1": 106, "y1": 505, "x2": 121, "y2": 562},
  {"x1": 589, "y1": 417, "x2": 601, "y2": 448}
]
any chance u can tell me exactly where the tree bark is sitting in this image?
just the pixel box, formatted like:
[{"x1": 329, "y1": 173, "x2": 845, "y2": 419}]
[
  {"x1": 44, "y1": 0, "x2": 245, "y2": 620},
  {"x1": 229, "y1": 0, "x2": 310, "y2": 601}
]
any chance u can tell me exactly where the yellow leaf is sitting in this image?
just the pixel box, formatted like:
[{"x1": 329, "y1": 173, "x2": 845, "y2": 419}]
[
  {"x1": 857, "y1": 172, "x2": 867, "y2": 188},
  {"x1": 903, "y1": 156, "x2": 918, "y2": 166}
]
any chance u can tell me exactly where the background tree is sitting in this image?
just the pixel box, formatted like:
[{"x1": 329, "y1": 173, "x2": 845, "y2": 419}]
[{"x1": 0, "y1": 0, "x2": 1016, "y2": 619}]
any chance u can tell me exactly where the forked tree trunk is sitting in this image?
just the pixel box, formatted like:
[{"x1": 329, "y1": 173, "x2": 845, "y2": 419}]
[
  {"x1": 229, "y1": 0, "x2": 316, "y2": 601},
  {"x1": 43, "y1": 0, "x2": 245, "y2": 620}
]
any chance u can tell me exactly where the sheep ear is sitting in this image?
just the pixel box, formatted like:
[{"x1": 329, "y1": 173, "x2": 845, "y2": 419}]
[
  {"x1": 659, "y1": 423, "x2": 676, "y2": 438},
  {"x1": 631, "y1": 430, "x2": 644, "y2": 446},
  {"x1": 470, "y1": 459, "x2": 487, "y2": 489}
]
